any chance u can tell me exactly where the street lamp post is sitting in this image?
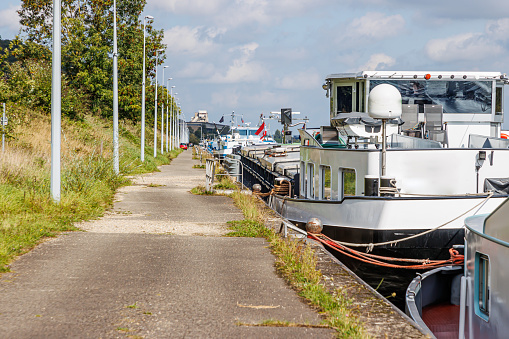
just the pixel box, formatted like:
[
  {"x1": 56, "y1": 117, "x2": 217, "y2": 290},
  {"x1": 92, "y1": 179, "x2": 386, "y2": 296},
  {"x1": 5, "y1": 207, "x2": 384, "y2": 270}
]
[
  {"x1": 51, "y1": 0, "x2": 62, "y2": 202},
  {"x1": 166, "y1": 78, "x2": 172, "y2": 152},
  {"x1": 176, "y1": 102, "x2": 181, "y2": 147},
  {"x1": 171, "y1": 89, "x2": 176, "y2": 150},
  {"x1": 153, "y1": 48, "x2": 164, "y2": 158},
  {"x1": 112, "y1": 0, "x2": 119, "y2": 174},
  {"x1": 161, "y1": 65, "x2": 168, "y2": 154},
  {"x1": 174, "y1": 98, "x2": 179, "y2": 148},
  {"x1": 141, "y1": 15, "x2": 153, "y2": 162}
]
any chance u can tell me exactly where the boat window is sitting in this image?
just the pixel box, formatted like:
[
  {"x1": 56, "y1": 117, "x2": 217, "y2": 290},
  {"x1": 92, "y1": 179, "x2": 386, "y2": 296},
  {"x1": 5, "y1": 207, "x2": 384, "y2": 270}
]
[
  {"x1": 307, "y1": 163, "x2": 315, "y2": 198},
  {"x1": 496, "y1": 86, "x2": 503, "y2": 115},
  {"x1": 339, "y1": 168, "x2": 356, "y2": 197},
  {"x1": 336, "y1": 85, "x2": 353, "y2": 113},
  {"x1": 476, "y1": 252, "x2": 490, "y2": 321},
  {"x1": 238, "y1": 129, "x2": 248, "y2": 136},
  {"x1": 356, "y1": 82, "x2": 360, "y2": 113},
  {"x1": 300, "y1": 162, "x2": 306, "y2": 197},
  {"x1": 320, "y1": 166, "x2": 331, "y2": 200},
  {"x1": 370, "y1": 80, "x2": 493, "y2": 114}
]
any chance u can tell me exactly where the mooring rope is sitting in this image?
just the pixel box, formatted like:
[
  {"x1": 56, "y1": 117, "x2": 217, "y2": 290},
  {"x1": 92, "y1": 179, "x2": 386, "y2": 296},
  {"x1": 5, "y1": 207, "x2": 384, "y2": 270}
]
[
  {"x1": 308, "y1": 233, "x2": 464, "y2": 269},
  {"x1": 316, "y1": 191, "x2": 494, "y2": 251}
]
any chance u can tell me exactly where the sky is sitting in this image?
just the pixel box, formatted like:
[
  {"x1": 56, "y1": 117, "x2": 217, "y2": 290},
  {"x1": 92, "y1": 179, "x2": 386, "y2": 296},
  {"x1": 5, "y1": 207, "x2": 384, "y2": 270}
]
[{"x1": 2, "y1": 0, "x2": 509, "y2": 132}]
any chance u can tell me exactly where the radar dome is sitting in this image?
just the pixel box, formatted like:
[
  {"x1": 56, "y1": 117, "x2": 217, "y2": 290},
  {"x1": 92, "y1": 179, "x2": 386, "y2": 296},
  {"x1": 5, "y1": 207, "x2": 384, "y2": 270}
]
[{"x1": 368, "y1": 84, "x2": 402, "y2": 119}]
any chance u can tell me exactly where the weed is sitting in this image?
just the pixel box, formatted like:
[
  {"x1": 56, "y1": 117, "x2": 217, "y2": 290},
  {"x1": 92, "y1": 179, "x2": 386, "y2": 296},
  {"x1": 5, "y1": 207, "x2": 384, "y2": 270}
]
[
  {"x1": 126, "y1": 302, "x2": 138, "y2": 309},
  {"x1": 225, "y1": 220, "x2": 271, "y2": 238},
  {"x1": 147, "y1": 183, "x2": 164, "y2": 187},
  {"x1": 213, "y1": 176, "x2": 237, "y2": 190},
  {"x1": 192, "y1": 164, "x2": 205, "y2": 169},
  {"x1": 228, "y1": 192, "x2": 367, "y2": 338},
  {"x1": 190, "y1": 185, "x2": 214, "y2": 195}
]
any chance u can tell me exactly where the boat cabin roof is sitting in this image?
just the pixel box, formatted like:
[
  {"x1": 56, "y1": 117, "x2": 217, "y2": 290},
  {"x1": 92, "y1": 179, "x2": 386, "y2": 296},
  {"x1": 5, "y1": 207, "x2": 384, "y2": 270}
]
[{"x1": 326, "y1": 71, "x2": 507, "y2": 81}]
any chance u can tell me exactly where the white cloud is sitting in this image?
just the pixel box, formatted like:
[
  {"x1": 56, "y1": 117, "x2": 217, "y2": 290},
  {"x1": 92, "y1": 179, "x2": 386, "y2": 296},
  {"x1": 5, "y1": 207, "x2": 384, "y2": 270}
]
[
  {"x1": 425, "y1": 18, "x2": 509, "y2": 63},
  {"x1": 209, "y1": 42, "x2": 268, "y2": 83},
  {"x1": 357, "y1": 53, "x2": 396, "y2": 71},
  {"x1": 0, "y1": 5, "x2": 20, "y2": 33},
  {"x1": 150, "y1": 0, "x2": 330, "y2": 29},
  {"x1": 148, "y1": 0, "x2": 229, "y2": 16},
  {"x1": 348, "y1": 12, "x2": 405, "y2": 40},
  {"x1": 177, "y1": 61, "x2": 216, "y2": 78},
  {"x1": 163, "y1": 26, "x2": 224, "y2": 56},
  {"x1": 245, "y1": 90, "x2": 289, "y2": 108},
  {"x1": 485, "y1": 18, "x2": 509, "y2": 40},
  {"x1": 211, "y1": 88, "x2": 240, "y2": 107},
  {"x1": 274, "y1": 69, "x2": 322, "y2": 90}
]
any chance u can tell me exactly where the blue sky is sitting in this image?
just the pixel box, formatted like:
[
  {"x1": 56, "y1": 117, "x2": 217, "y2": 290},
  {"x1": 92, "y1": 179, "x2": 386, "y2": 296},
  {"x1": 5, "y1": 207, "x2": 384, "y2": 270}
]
[{"x1": 2, "y1": 0, "x2": 509, "y2": 131}]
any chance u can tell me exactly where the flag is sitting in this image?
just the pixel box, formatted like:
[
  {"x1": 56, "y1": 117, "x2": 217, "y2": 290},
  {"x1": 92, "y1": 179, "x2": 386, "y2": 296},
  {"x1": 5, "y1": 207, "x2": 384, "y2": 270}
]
[
  {"x1": 241, "y1": 118, "x2": 244, "y2": 123},
  {"x1": 260, "y1": 130, "x2": 267, "y2": 140},
  {"x1": 219, "y1": 116, "x2": 224, "y2": 123},
  {"x1": 255, "y1": 122, "x2": 265, "y2": 135}
]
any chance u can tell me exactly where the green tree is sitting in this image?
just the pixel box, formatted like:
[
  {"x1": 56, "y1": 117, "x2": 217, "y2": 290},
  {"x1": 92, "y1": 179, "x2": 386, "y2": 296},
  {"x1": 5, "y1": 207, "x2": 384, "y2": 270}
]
[
  {"x1": 14, "y1": 0, "x2": 166, "y2": 120},
  {"x1": 274, "y1": 129, "x2": 282, "y2": 143}
]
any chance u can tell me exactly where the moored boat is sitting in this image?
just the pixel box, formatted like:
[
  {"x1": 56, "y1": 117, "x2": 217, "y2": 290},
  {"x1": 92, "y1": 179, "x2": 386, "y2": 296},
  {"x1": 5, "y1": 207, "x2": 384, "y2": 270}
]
[
  {"x1": 237, "y1": 71, "x2": 509, "y2": 306},
  {"x1": 406, "y1": 197, "x2": 509, "y2": 338}
]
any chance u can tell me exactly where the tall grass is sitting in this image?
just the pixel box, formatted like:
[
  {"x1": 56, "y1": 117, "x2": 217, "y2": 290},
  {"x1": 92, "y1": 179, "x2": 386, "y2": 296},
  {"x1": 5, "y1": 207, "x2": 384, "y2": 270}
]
[{"x1": 0, "y1": 107, "x2": 180, "y2": 272}]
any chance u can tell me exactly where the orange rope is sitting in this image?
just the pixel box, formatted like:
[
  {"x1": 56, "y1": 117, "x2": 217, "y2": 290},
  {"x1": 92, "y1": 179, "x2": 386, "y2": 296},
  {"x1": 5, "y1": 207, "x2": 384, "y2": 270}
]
[{"x1": 308, "y1": 233, "x2": 463, "y2": 270}]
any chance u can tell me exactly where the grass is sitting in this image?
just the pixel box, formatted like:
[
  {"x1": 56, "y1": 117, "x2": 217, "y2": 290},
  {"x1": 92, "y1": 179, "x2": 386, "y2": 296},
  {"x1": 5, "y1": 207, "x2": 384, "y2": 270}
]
[
  {"x1": 190, "y1": 185, "x2": 214, "y2": 195},
  {"x1": 0, "y1": 108, "x2": 182, "y2": 272},
  {"x1": 225, "y1": 220, "x2": 272, "y2": 238},
  {"x1": 192, "y1": 164, "x2": 205, "y2": 169},
  {"x1": 213, "y1": 176, "x2": 238, "y2": 190},
  {"x1": 227, "y1": 191, "x2": 367, "y2": 338}
]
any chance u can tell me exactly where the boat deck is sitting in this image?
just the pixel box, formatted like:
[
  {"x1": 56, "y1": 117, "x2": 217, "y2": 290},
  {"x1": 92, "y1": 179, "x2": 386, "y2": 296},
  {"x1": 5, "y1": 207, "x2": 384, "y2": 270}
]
[{"x1": 422, "y1": 302, "x2": 459, "y2": 339}]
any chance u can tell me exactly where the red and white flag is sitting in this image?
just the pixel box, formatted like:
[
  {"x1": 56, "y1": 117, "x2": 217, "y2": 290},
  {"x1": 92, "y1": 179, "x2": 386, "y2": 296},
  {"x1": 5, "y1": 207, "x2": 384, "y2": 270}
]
[
  {"x1": 255, "y1": 122, "x2": 265, "y2": 135},
  {"x1": 260, "y1": 130, "x2": 267, "y2": 140}
]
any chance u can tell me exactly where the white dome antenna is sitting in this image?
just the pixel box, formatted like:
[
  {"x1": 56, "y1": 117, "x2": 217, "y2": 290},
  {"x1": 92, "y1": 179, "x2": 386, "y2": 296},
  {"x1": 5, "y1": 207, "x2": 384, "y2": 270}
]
[
  {"x1": 368, "y1": 84, "x2": 402, "y2": 119},
  {"x1": 367, "y1": 84, "x2": 402, "y2": 178}
]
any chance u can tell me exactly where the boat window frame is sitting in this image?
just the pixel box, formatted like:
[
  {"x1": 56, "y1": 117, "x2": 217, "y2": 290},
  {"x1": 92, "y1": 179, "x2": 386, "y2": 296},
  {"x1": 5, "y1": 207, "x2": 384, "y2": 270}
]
[
  {"x1": 300, "y1": 161, "x2": 306, "y2": 197},
  {"x1": 496, "y1": 85, "x2": 503, "y2": 116},
  {"x1": 319, "y1": 165, "x2": 332, "y2": 200},
  {"x1": 475, "y1": 252, "x2": 490, "y2": 322},
  {"x1": 334, "y1": 82, "x2": 356, "y2": 115},
  {"x1": 307, "y1": 162, "x2": 315, "y2": 199},
  {"x1": 339, "y1": 167, "x2": 356, "y2": 199}
]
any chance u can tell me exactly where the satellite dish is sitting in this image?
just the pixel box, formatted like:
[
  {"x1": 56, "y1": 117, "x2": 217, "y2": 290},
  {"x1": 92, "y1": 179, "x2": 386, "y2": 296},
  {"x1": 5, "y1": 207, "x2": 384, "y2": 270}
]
[{"x1": 368, "y1": 84, "x2": 402, "y2": 119}]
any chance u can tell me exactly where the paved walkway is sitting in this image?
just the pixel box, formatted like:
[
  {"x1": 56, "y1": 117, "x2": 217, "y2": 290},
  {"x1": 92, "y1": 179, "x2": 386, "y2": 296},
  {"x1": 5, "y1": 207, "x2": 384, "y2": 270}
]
[{"x1": 0, "y1": 151, "x2": 333, "y2": 338}]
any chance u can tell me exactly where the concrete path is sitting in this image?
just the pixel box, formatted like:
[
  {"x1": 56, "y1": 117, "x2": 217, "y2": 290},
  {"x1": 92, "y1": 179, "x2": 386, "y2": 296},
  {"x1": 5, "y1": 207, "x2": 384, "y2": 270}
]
[{"x1": 0, "y1": 151, "x2": 333, "y2": 338}]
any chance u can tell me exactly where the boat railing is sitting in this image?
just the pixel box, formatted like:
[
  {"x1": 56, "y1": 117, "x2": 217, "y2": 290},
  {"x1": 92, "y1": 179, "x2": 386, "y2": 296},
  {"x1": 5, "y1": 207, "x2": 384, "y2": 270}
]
[
  {"x1": 468, "y1": 134, "x2": 509, "y2": 148},
  {"x1": 389, "y1": 134, "x2": 442, "y2": 149}
]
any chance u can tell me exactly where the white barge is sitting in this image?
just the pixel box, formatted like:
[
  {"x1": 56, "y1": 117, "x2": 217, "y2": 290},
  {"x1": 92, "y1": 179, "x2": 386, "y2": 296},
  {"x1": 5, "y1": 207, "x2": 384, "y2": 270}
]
[{"x1": 239, "y1": 71, "x2": 509, "y2": 263}]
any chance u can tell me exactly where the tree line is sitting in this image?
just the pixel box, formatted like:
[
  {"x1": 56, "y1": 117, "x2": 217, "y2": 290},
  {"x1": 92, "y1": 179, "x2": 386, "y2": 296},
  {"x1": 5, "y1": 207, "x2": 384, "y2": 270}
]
[{"x1": 0, "y1": 0, "x2": 177, "y2": 123}]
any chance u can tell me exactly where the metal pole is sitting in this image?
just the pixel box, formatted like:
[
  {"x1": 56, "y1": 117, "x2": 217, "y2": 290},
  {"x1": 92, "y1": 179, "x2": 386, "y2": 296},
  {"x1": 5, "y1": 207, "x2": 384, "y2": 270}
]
[
  {"x1": 161, "y1": 66, "x2": 168, "y2": 154},
  {"x1": 170, "y1": 86, "x2": 173, "y2": 150},
  {"x1": 382, "y1": 119, "x2": 387, "y2": 177},
  {"x1": 2, "y1": 103, "x2": 5, "y2": 152},
  {"x1": 166, "y1": 78, "x2": 171, "y2": 152},
  {"x1": 112, "y1": 0, "x2": 119, "y2": 174},
  {"x1": 141, "y1": 15, "x2": 153, "y2": 162},
  {"x1": 153, "y1": 50, "x2": 158, "y2": 158},
  {"x1": 50, "y1": 0, "x2": 61, "y2": 203},
  {"x1": 176, "y1": 107, "x2": 180, "y2": 148}
]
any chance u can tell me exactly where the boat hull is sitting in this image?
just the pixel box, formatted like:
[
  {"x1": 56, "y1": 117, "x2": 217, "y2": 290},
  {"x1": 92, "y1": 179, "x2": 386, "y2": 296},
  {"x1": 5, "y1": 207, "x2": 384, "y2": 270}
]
[{"x1": 269, "y1": 194, "x2": 505, "y2": 309}]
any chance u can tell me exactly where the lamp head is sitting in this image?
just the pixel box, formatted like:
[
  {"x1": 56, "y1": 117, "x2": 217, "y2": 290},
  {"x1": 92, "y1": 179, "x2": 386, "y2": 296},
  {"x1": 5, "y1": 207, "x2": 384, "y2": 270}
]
[
  {"x1": 163, "y1": 66, "x2": 169, "y2": 69},
  {"x1": 145, "y1": 15, "x2": 154, "y2": 20}
]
